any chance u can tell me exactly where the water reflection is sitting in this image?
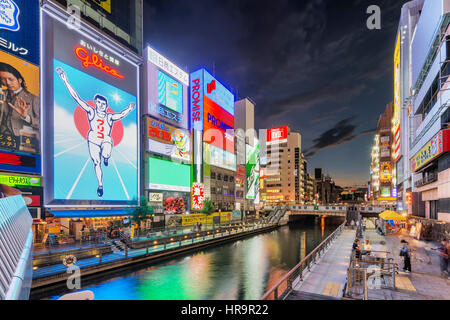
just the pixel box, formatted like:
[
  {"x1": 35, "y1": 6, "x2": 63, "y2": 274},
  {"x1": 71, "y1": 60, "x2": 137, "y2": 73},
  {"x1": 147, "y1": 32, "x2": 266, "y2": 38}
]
[{"x1": 39, "y1": 218, "x2": 339, "y2": 300}]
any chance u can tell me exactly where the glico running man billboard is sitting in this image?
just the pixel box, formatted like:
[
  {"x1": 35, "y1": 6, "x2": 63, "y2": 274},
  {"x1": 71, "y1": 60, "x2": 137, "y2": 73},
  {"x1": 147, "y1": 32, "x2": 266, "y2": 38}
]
[{"x1": 42, "y1": 10, "x2": 139, "y2": 206}]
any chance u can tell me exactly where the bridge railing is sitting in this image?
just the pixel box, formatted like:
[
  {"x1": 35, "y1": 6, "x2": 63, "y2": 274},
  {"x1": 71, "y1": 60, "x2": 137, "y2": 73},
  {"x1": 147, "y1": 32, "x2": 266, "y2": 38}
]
[
  {"x1": 260, "y1": 221, "x2": 347, "y2": 300},
  {"x1": 0, "y1": 195, "x2": 33, "y2": 300}
]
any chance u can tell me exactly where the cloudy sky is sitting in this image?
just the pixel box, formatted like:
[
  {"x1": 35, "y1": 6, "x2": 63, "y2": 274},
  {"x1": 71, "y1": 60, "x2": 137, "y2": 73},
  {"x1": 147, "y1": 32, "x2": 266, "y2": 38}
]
[{"x1": 143, "y1": 0, "x2": 407, "y2": 187}]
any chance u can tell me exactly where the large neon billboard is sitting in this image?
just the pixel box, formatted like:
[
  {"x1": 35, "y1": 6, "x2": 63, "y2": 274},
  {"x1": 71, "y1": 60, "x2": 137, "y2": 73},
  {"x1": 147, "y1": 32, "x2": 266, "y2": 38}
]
[
  {"x1": 146, "y1": 46, "x2": 188, "y2": 130},
  {"x1": 267, "y1": 126, "x2": 288, "y2": 145},
  {"x1": 42, "y1": 10, "x2": 140, "y2": 206}
]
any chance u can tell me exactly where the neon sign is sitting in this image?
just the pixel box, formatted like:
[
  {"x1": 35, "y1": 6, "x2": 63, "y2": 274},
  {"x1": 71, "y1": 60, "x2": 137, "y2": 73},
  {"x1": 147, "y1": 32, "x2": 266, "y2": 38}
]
[
  {"x1": 192, "y1": 183, "x2": 205, "y2": 210},
  {"x1": 75, "y1": 46, "x2": 124, "y2": 79}
]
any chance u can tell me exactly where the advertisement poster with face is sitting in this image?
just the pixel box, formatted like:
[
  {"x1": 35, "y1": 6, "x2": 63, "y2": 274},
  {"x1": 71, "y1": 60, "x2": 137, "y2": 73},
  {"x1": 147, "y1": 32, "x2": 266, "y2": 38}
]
[
  {"x1": 0, "y1": 50, "x2": 39, "y2": 155},
  {"x1": 42, "y1": 12, "x2": 139, "y2": 206}
]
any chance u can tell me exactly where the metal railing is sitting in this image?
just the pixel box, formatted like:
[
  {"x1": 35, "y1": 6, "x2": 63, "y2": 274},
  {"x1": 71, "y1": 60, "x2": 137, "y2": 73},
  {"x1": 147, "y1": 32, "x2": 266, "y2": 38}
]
[
  {"x1": 0, "y1": 195, "x2": 33, "y2": 300},
  {"x1": 32, "y1": 220, "x2": 276, "y2": 279},
  {"x1": 260, "y1": 221, "x2": 346, "y2": 300}
]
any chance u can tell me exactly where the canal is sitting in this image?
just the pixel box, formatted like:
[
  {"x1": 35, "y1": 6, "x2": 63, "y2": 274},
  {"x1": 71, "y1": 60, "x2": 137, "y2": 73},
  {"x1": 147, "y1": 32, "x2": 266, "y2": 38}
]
[{"x1": 31, "y1": 217, "x2": 343, "y2": 300}]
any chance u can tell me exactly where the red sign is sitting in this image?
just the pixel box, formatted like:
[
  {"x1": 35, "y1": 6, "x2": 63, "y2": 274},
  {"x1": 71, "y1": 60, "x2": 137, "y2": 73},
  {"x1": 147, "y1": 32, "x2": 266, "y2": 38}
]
[
  {"x1": 75, "y1": 47, "x2": 124, "y2": 79},
  {"x1": 203, "y1": 96, "x2": 234, "y2": 153},
  {"x1": 192, "y1": 183, "x2": 205, "y2": 210},
  {"x1": 267, "y1": 126, "x2": 288, "y2": 145},
  {"x1": 236, "y1": 165, "x2": 246, "y2": 178},
  {"x1": 22, "y1": 195, "x2": 40, "y2": 207}
]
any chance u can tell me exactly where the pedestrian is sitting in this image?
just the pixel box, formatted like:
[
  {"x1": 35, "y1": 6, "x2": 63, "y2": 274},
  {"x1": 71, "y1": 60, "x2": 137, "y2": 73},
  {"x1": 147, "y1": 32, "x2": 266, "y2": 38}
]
[
  {"x1": 432, "y1": 238, "x2": 449, "y2": 278},
  {"x1": 356, "y1": 219, "x2": 360, "y2": 229},
  {"x1": 362, "y1": 239, "x2": 372, "y2": 256},
  {"x1": 352, "y1": 238, "x2": 361, "y2": 267},
  {"x1": 362, "y1": 220, "x2": 366, "y2": 232},
  {"x1": 400, "y1": 240, "x2": 412, "y2": 273},
  {"x1": 350, "y1": 220, "x2": 355, "y2": 229}
]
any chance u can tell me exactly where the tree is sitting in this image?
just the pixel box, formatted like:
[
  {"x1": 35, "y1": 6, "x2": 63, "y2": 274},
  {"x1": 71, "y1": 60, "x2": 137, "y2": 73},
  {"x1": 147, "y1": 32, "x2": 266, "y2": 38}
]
[
  {"x1": 127, "y1": 196, "x2": 154, "y2": 228},
  {"x1": 201, "y1": 198, "x2": 215, "y2": 215}
]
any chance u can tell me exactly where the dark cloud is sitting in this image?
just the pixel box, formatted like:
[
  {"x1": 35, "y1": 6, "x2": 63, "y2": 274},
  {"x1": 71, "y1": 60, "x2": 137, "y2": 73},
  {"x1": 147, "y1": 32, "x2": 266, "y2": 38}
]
[{"x1": 304, "y1": 117, "x2": 376, "y2": 157}]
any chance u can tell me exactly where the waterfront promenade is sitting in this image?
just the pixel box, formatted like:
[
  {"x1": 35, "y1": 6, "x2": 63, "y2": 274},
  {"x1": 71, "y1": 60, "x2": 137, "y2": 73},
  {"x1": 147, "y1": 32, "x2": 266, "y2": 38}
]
[{"x1": 288, "y1": 228, "x2": 356, "y2": 299}]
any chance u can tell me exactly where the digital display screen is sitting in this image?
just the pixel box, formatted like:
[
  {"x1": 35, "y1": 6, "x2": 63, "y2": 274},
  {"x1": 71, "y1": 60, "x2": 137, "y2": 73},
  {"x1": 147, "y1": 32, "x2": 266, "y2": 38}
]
[
  {"x1": 148, "y1": 156, "x2": 191, "y2": 192},
  {"x1": 147, "y1": 116, "x2": 191, "y2": 162},
  {"x1": 0, "y1": 150, "x2": 40, "y2": 174},
  {"x1": 246, "y1": 143, "x2": 260, "y2": 200},
  {"x1": 158, "y1": 71, "x2": 183, "y2": 114},
  {"x1": 203, "y1": 143, "x2": 236, "y2": 172},
  {"x1": 203, "y1": 96, "x2": 234, "y2": 153}
]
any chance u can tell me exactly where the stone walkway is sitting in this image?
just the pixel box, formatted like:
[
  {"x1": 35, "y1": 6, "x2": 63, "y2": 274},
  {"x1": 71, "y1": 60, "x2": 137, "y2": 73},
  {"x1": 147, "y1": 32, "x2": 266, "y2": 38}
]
[{"x1": 362, "y1": 229, "x2": 450, "y2": 300}]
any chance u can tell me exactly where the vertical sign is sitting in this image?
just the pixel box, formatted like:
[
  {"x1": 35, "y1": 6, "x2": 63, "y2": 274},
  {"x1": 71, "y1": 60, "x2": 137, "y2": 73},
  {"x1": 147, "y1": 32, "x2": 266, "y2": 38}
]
[{"x1": 392, "y1": 33, "x2": 401, "y2": 162}]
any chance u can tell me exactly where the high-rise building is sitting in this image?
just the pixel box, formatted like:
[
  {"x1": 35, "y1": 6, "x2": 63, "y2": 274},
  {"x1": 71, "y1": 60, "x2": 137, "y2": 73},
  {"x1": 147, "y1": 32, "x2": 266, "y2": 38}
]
[
  {"x1": 393, "y1": 0, "x2": 424, "y2": 214},
  {"x1": 407, "y1": 0, "x2": 450, "y2": 221},
  {"x1": 263, "y1": 126, "x2": 301, "y2": 205}
]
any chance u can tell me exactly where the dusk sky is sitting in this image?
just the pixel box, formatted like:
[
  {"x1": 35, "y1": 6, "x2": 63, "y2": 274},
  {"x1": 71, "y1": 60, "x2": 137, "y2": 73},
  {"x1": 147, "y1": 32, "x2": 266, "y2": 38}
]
[{"x1": 143, "y1": 0, "x2": 408, "y2": 187}]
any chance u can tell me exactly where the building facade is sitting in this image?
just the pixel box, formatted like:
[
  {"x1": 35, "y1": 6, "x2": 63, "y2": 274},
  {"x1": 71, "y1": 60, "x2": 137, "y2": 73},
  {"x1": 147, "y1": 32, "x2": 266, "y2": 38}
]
[
  {"x1": 263, "y1": 126, "x2": 302, "y2": 205},
  {"x1": 407, "y1": 0, "x2": 450, "y2": 222}
]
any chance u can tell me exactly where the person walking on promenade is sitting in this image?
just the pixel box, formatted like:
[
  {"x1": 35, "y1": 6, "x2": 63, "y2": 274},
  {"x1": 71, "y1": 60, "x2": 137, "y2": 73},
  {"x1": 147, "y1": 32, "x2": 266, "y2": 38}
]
[
  {"x1": 350, "y1": 220, "x2": 355, "y2": 230},
  {"x1": 400, "y1": 240, "x2": 412, "y2": 273},
  {"x1": 362, "y1": 220, "x2": 366, "y2": 232},
  {"x1": 432, "y1": 238, "x2": 449, "y2": 278},
  {"x1": 353, "y1": 238, "x2": 361, "y2": 267}
]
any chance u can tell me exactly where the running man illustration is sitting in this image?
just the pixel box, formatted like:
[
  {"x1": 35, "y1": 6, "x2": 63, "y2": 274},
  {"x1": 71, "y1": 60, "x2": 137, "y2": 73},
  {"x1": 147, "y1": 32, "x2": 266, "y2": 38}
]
[{"x1": 56, "y1": 67, "x2": 135, "y2": 197}]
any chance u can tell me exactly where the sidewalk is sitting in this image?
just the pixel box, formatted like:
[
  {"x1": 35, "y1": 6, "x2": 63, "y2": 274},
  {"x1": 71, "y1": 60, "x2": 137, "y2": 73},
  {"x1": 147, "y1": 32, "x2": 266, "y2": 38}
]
[{"x1": 361, "y1": 229, "x2": 450, "y2": 300}]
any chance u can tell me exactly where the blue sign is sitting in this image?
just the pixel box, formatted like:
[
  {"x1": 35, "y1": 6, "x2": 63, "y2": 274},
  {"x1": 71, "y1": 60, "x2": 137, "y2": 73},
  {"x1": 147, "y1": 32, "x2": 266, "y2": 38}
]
[
  {"x1": 0, "y1": 150, "x2": 41, "y2": 174},
  {"x1": 0, "y1": 0, "x2": 39, "y2": 65},
  {"x1": 203, "y1": 70, "x2": 234, "y2": 116},
  {"x1": 190, "y1": 69, "x2": 204, "y2": 131}
]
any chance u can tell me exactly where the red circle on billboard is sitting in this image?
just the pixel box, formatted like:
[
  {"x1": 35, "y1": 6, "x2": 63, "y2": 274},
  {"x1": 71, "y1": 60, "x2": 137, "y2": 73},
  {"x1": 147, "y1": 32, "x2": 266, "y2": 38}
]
[{"x1": 73, "y1": 101, "x2": 124, "y2": 146}]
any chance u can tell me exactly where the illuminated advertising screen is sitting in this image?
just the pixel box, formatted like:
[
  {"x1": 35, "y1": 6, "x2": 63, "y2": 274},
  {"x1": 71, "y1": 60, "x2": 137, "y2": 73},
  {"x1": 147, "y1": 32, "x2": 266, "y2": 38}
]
[
  {"x1": 203, "y1": 143, "x2": 236, "y2": 172},
  {"x1": 42, "y1": 12, "x2": 139, "y2": 206},
  {"x1": 203, "y1": 70, "x2": 234, "y2": 116},
  {"x1": 146, "y1": 46, "x2": 188, "y2": 129},
  {"x1": 267, "y1": 126, "x2": 288, "y2": 145},
  {"x1": 0, "y1": 0, "x2": 40, "y2": 174},
  {"x1": 148, "y1": 156, "x2": 190, "y2": 192},
  {"x1": 0, "y1": 0, "x2": 39, "y2": 65},
  {"x1": 411, "y1": 129, "x2": 450, "y2": 172},
  {"x1": 147, "y1": 116, "x2": 191, "y2": 162},
  {"x1": 380, "y1": 162, "x2": 392, "y2": 183},
  {"x1": 246, "y1": 142, "x2": 260, "y2": 200},
  {"x1": 380, "y1": 187, "x2": 391, "y2": 198},
  {"x1": 392, "y1": 32, "x2": 401, "y2": 162},
  {"x1": 0, "y1": 50, "x2": 40, "y2": 156},
  {"x1": 203, "y1": 96, "x2": 234, "y2": 153},
  {"x1": 192, "y1": 182, "x2": 205, "y2": 210},
  {"x1": 190, "y1": 68, "x2": 235, "y2": 130}
]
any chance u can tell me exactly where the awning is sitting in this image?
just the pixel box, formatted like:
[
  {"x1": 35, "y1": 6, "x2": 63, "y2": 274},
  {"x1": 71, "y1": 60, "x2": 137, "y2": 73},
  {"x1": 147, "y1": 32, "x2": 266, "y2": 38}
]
[{"x1": 48, "y1": 210, "x2": 131, "y2": 219}]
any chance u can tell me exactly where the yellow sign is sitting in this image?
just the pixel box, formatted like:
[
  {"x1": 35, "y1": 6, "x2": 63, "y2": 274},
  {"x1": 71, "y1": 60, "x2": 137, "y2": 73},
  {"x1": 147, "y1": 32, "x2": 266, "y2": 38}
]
[
  {"x1": 380, "y1": 162, "x2": 392, "y2": 183},
  {"x1": 90, "y1": 0, "x2": 111, "y2": 14},
  {"x1": 378, "y1": 197, "x2": 397, "y2": 202},
  {"x1": 411, "y1": 131, "x2": 444, "y2": 172},
  {"x1": 182, "y1": 212, "x2": 232, "y2": 227}
]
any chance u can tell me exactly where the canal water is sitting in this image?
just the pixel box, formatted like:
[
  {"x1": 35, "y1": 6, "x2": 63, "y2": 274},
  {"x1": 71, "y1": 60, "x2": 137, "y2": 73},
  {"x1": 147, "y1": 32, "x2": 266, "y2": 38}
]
[{"x1": 32, "y1": 217, "x2": 342, "y2": 300}]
